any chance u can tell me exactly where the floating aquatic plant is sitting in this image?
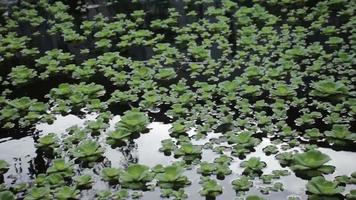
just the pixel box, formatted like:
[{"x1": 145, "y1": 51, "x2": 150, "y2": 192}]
[
  {"x1": 8, "y1": 65, "x2": 37, "y2": 86},
  {"x1": 73, "y1": 175, "x2": 93, "y2": 189},
  {"x1": 115, "y1": 109, "x2": 149, "y2": 133},
  {"x1": 240, "y1": 157, "x2": 267, "y2": 176},
  {"x1": 54, "y1": 186, "x2": 80, "y2": 200},
  {"x1": 71, "y1": 140, "x2": 105, "y2": 163},
  {"x1": 0, "y1": 0, "x2": 355, "y2": 199},
  {"x1": 311, "y1": 80, "x2": 349, "y2": 98},
  {"x1": 24, "y1": 187, "x2": 51, "y2": 200},
  {"x1": 0, "y1": 160, "x2": 9, "y2": 175},
  {"x1": 306, "y1": 176, "x2": 344, "y2": 196},
  {"x1": 290, "y1": 149, "x2": 335, "y2": 176},
  {"x1": 231, "y1": 176, "x2": 253, "y2": 191},
  {"x1": 46, "y1": 159, "x2": 73, "y2": 178},
  {"x1": 119, "y1": 164, "x2": 154, "y2": 189},
  {"x1": 199, "y1": 178, "x2": 222, "y2": 197},
  {"x1": 0, "y1": 191, "x2": 15, "y2": 200},
  {"x1": 325, "y1": 124, "x2": 355, "y2": 145},
  {"x1": 156, "y1": 165, "x2": 191, "y2": 188}
]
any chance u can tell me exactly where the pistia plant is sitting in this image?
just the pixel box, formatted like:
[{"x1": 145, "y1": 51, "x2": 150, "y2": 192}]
[
  {"x1": 36, "y1": 133, "x2": 59, "y2": 151},
  {"x1": 73, "y1": 175, "x2": 93, "y2": 189},
  {"x1": 0, "y1": 160, "x2": 9, "y2": 175},
  {"x1": 119, "y1": 164, "x2": 154, "y2": 189},
  {"x1": 101, "y1": 167, "x2": 120, "y2": 183},
  {"x1": 290, "y1": 149, "x2": 335, "y2": 177},
  {"x1": 0, "y1": 97, "x2": 48, "y2": 128},
  {"x1": 310, "y1": 80, "x2": 349, "y2": 98},
  {"x1": 324, "y1": 124, "x2": 355, "y2": 146},
  {"x1": 199, "y1": 178, "x2": 223, "y2": 197},
  {"x1": 46, "y1": 159, "x2": 74, "y2": 178},
  {"x1": 71, "y1": 140, "x2": 105, "y2": 164},
  {"x1": 232, "y1": 176, "x2": 253, "y2": 191},
  {"x1": 174, "y1": 142, "x2": 202, "y2": 162},
  {"x1": 306, "y1": 176, "x2": 344, "y2": 196},
  {"x1": 240, "y1": 157, "x2": 267, "y2": 176},
  {"x1": 54, "y1": 186, "x2": 80, "y2": 200},
  {"x1": 156, "y1": 165, "x2": 191, "y2": 188},
  {"x1": 8, "y1": 65, "x2": 37, "y2": 86},
  {"x1": 115, "y1": 109, "x2": 150, "y2": 133}
]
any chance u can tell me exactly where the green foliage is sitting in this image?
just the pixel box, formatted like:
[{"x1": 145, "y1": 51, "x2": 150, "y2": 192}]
[
  {"x1": 240, "y1": 157, "x2": 266, "y2": 175},
  {"x1": 0, "y1": 191, "x2": 15, "y2": 200},
  {"x1": 306, "y1": 176, "x2": 344, "y2": 195},
  {"x1": 291, "y1": 149, "x2": 335, "y2": 175},
  {"x1": 311, "y1": 80, "x2": 349, "y2": 98},
  {"x1": 101, "y1": 167, "x2": 120, "y2": 183},
  {"x1": 199, "y1": 178, "x2": 222, "y2": 197},
  {"x1": 115, "y1": 109, "x2": 149, "y2": 133},
  {"x1": 36, "y1": 133, "x2": 59, "y2": 150},
  {"x1": 232, "y1": 176, "x2": 253, "y2": 191},
  {"x1": 0, "y1": 97, "x2": 48, "y2": 128},
  {"x1": 73, "y1": 175, "x2": 93, "y2": 189},
  {"x1": 156, "y1": 165, "x2": 191, "y2": 188},
  {"x1": 0, "y1": 160, "x2": 9, "y2": 175},
  {"x1": 72, "y1": 140, "x2": 104, "y2": 163},
  {"x1": 54, "y1": 186, "x2": 80, "y2": 200},
  {"x1": 8, "y1": 65, "x2": 37, "y2": 86},
  {"x1": 24, "y1": 187, "x2": 51, "y2": 200},
  {"x1": 46, "y1": 159, "x2": 73, "y2": 178},
  {"x1": 325, "y1": 124, "x2": 355, "y2": 145},
  {"x1": 119, "y1": 164, "x2": 154, "y2": 189}
]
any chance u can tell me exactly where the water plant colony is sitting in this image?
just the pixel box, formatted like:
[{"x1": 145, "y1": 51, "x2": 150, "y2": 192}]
[{"x1": 0, "y1": 0, "x2": 355, "y2": 199}]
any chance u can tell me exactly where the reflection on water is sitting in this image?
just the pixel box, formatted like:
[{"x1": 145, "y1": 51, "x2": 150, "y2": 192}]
[{"x1": 1, "y1": 113, "x2": 355, "y2": 199}]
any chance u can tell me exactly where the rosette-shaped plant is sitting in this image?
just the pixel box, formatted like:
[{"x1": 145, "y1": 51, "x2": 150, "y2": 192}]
[
  {"x1": 306, "y1": 176, "x2": 344, "y2": 196},
  {"x1": 240, "y1": 157, "x2": 266, "y2": 175},
  {"x1": 311, "y1": 80, "x2": 348, "y2": 98},
  {"x1": 115, "y1": 109, "x2": 149, "y2": 133},
  {"x1": 291, "y1": 149, "x2": 335, "y2": 176},
  {"x1": 72, "y1": 140, "x2": 104, "y2": 163},
  {"x1": 197, "y1": 162, "x2": 216, "y2": 176},
  {"x1": 270, "y1": 83, "x2": 296, "y2": 97},
  {"x1": 199, "y1": 178, "x2": 222, "y2": 197},
  {"x1": 0, "y1": 97, "x2": 47, "y2": 129},
  {"x1": 0, "y1": 160, "x2": 9, "y2": 175},
  {"x1": 119, "y1": 164, "x2": 154, "y2": 189},
  {"x1": 227, "y1": 131, "x2": 261, "y2": 148},
  {"x1": 8, "y1": 65, "x2": 37, "y2": 86},
  {"x1": 174, "y1": 143, "x2": 202, "y2": 162},
  {"x1": 232, "y1": 176, "x2": 253, "y2": 191},
  {"x1": 0, "y1": 191, "x2": 15, "y2": 200},
  {"x1": 106, "y1": 129, "x2": 133, "y2": 145},
  {"x1": 101, "y1": 167, "x2": 120, "y2": 183},
  {"x1": 24, "y1": 187, "x2": 51, "y2": 200},
  {"x1": 156, "y1": 165, "x2": 191, "y2": 188},
  {"x1": 155, "y1": 68, "x2": 177, "y2": 80},
  {"x1": 46, "y1": 159, "x2": 74, "y2": 178},
  {"x1": 54, "y1": 186, "x2": 80, "y2": 200},
  {"x1": 73, "y1": 175, "x2": 93, "y2": 189},
  {"x1": 174, "y1": 143, "x2": 202, "y2": 156},
  {"x1": 36, "y1": 133, "x2": 59, "y2": 150},
  {"x1": 325, "y1": 124, "x2": 356, "y2": 145}
]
